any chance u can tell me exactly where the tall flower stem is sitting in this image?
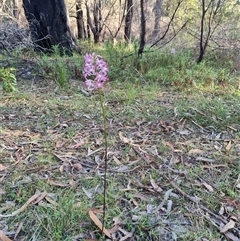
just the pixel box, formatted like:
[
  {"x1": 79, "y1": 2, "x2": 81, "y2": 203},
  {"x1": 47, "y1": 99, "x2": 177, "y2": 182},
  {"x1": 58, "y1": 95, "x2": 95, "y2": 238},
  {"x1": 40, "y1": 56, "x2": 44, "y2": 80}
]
[
  {"x1": 98, "y1": 89, "x2": 108, "y2": 233},
  {"x1": 83, "y1": 52, "x2": 109, "y2": 236}
]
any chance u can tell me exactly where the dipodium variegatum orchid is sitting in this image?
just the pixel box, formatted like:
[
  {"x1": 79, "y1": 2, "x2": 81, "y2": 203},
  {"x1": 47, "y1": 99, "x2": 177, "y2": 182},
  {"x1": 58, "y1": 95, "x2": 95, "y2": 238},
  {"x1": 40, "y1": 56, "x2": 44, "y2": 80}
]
[
  {"x1": 83, "y1": 53, "x2": 109, "y2": 235},
  {"x1": 83, "y1": 53, "x2": 109, "y2": 90}
]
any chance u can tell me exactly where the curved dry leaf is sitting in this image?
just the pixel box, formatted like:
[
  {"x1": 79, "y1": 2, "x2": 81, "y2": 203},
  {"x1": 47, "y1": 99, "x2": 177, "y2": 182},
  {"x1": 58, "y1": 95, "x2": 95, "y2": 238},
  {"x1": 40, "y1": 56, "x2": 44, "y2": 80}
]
[
  {"x1": 82, "y1": 187, "x2": 93, "y2": 199},
  {"x1": 203, "y1": 164, "x2": 228, "y2": 169},
  {"x1": 196, "y1": 157, "x2": 215, "y2": 163},
  {"x1": 74, "y1": 163, "x2": 83, "y2": 171},
  {"x1": 132, "y1": 198, "x2": 138, "y2": 206},
  {"x1": 0, "y1": 164, "x2": 8, "y2": 171},
  {"x1": 150, "y1": 175, "x2": 162, "y2": 192},
  {"x1": 14, "y1": 221, "x2": 24, "y2": 240},
  {"x1": 112, "y1": 156, "x2": 122, "y2": 165},
  {"x1": 0, "y1": 230, "x2": 13, "y2": 241},
  {"x1": 32, "y1": 191, "x2": 47, "y2": 205},
  {"x1": 112, "y1": 216, "x2": 122, "y2": 226},
  {"x1": 0, "y1": 188, "x2": 6, "y2": 195},
  {"x1": 132, "y1": 193, "x2": 148, "y2": 201},
  {"x1": 59, "y1": 165, "x2": 64, "y2": 172},
  {"x1": 224, "y1": 232, "x2": 240, "y2": 241},
  {"x1": 45, "y1": 196, "x2": 58, "y2": 206},
  {"x1": 119, "y1": 132, "x2": 132, "y2": 144},
  {"x1": 48, "y1": 179, "x2": 69, "y2": 187},
  {"x1": 226, "y1": 141, "x2": 232, "y2": 151},
  {"x1": 202, "y1": 181, "x2": 214, "y2": 192},
  {"x1": 167, "y1": 200, "x2": 173, "y2": 214},
  {"x1": 162, "y1": 141, "x2": 174, "y2": 150},
  {"x1": 188, "y1": 149, "x2": 205, "y2": 155},
  {"x1": 71, "y1": 139, "x2": 85, "y2": 148},
  {"x1": 156, "y1": 189, "x2": 173, "y2": 212},
  {"x1": 220, "y1": 219, "x2": 235, "y2": 233},
  {"x1": 118, "y1": 227, "x2": 134, "y2": 241},
  {"x1": 0, "y1": 190, "x2": 41, "y2": 217},
  {"x1": 115, "y1": 165, "x2": 129, "y2": 172},
  {"x1": 89, "y1": 210, "x2": 111, "y2": 238},
  {"x1": 219, "y1": 205, "x2": 225, "y2": 215},
  {"x1": 87, "y1": 147, "x2": 104, "y2": 156},
  {"x1": 178, "y1": 129, "x2": 191, "y2": 135},
  {"x1": 147, "y1": 204, "x2": 154, "y2": 214},
  {"x1": 108, "y1": 225, "x2": 120, "y2": 234}
]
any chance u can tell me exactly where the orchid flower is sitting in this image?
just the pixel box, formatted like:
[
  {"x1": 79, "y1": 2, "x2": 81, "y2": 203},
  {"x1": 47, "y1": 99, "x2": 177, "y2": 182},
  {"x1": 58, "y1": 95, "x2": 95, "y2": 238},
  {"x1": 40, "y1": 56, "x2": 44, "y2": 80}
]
[{"x1": 83, "y1": 53, "x2": 109, "y2": 90}]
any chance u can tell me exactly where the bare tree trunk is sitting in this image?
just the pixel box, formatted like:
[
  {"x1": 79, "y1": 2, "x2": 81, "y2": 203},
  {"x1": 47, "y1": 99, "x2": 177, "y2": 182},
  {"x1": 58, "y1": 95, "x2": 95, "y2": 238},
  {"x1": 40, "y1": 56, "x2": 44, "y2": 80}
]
[
  {"x1": 13, "y1": 0, "x2": 26, "y2": 26},
  {"x1": 113, "y1": 0, "x2": 126, "y2": 39},
  {"x1": 0, "y1": 0, "x2": 7, "y2": 23},
  {"x1": 22, "y1": 0, "x2": 76, "y2": 55},
  {"x1": 85, "y1": 0, "x2": 103, "y2": 43},
  {"x1": 197, "y1": 0, "x2": 207, "y2": 63},
  {"x1": 124, "y1": 0, "x2": 133, "y2": 43},
  {"x1": 87, "y1": 23, "x2": 91, "y2": 40},
  {"x1": 150, "y1": 0, "x2": 185, "y2": 48},
  {"x1": 138, "y1": 0, "x2": 146, "y2": 56},
  {"x1": 76, "y1": 0, "x2": 86, "y2": 39},
  {"x1": 13, "y1": 0, "x2": 20, "y2": 20},
  {"x1": 152, "y1": 0, "x2": 163, "y2": 40},
  {"x1": 197, "y1": 0, "x2": 220, "y2": 63}
]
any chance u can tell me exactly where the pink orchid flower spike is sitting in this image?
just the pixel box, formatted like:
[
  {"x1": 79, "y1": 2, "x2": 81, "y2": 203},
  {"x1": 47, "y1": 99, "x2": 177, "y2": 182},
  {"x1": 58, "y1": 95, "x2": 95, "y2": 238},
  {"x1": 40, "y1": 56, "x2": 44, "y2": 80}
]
[{"x1": 83, "y1": 53, "x2": 109, "y2": 91}]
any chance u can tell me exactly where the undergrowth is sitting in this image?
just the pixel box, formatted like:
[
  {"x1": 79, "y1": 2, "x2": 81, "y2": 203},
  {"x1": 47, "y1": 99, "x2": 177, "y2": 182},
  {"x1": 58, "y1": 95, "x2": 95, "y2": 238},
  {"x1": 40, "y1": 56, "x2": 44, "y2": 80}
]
[{"x1": 0, "y1": 43, "x2": 240, "y2": 241}]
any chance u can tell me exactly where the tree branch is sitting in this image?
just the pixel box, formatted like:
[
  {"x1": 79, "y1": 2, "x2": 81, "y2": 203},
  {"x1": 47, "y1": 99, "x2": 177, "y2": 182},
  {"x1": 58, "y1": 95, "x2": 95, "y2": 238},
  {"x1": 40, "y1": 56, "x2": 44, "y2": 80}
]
[{"x1": 150, "y1": 0, "x2": 183, "y2": 48}]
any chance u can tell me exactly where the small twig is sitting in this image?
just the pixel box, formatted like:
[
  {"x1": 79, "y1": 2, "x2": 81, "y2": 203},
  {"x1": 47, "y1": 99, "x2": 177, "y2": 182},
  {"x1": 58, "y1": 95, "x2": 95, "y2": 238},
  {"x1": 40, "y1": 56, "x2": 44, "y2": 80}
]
[
  {"x1": 164, "y1": 165, "x2": 188, "y2": 175},
  {"x1": 87, "y1": 147, "x2": 104, "y2": 157},
  {"x1": 191, "y1": 120, "x2": 209, "y2": 132},
  {"x1": 132, "y1": 146, "x2": 150, "y2": 164},
  {"x1": 155, "y1": 189, "x2": 173, "y2": 212},
  {"x1": 80, "y1": 88, "x2": 90, "y2": 96},
  {"x1": 165, "y1": 175, "x2": 201, "y2": 203}
]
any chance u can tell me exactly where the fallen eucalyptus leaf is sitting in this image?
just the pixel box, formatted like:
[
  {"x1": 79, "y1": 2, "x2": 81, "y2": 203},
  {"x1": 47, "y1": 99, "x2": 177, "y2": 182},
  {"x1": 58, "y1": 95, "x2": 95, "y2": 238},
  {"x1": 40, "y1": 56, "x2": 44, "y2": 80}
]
[
  {"x1": 202, "y1": 181, "x2": 214, "y2": 192},
  {"x1": 119, "y1": 132, "x2": 133, "y2": 144},
  {"x1": 219, "y1": 205, "x2": 225, "y2": 215},
  {"x1": 82, "y1": 187, "x2": 94, "y2": 199},
  {"x1": 220, "y1": 219, "x2": 235, "y2": 233},
  {"x1": 167, "y1": 200, "x2": 173, "y2": 214},
  {"x1": 196, "y1": 157, "x2": 215, "y2": 163},
  {"x1": 226, "y1": 141, "x2": 232, "y2": 151},
  {"x1": 0, "y1": 190, "x2": 41, "y2": 218},
  {"x1": 188, "y1": 148, "x2": 205, "y2": 155},
  {"x1": 150, "y1": 175, "x2": 163, "y2": 192},
  {"x1": 89, "y1": 210, "x2": 111, "y2": 238},
  {"x1": 0, "y1": 164, "x2": 8, "y2": 171},
  {"x1": 146, "y1": 204, "x2": 154, "y2": 214},
  {"x1": 0, "y1": 230, "x2": 13, "y2": 241}
]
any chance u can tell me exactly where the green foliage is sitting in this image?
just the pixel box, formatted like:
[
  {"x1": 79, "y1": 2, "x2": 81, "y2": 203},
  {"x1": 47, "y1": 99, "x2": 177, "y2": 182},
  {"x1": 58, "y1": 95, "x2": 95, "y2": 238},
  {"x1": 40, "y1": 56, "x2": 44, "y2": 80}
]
[
  {"x1": 36, "y1": 190, "x2": 88, "y2": 240},
  {"x1": 0, "y1": 67, "x2": 17, "y2": 92},
  {"x1": 31, "y1": 39, "x2": 239, "y2": 95},
  {"x1": 37, "y1": 46, "x2": 71, "y2": 87},
  {"x1": 100, "y1": 44, "x2": 236, "y2": 92},
  {"x1": 175, "y1": 95, "x2": 240, "y2": 130},
  {"x1": 55, "y1": 60, "x2": 69, "y2": 87},
  {"x1": 162, "y1": 0, "x2": 240, "y2": 63}
]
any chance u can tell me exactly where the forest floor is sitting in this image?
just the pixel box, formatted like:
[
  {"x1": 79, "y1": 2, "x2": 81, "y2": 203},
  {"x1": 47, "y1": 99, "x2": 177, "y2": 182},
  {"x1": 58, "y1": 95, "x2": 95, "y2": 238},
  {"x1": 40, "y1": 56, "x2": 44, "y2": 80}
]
[{"x1": 0, "y1": 56, "x2": 240, "y2": 241}]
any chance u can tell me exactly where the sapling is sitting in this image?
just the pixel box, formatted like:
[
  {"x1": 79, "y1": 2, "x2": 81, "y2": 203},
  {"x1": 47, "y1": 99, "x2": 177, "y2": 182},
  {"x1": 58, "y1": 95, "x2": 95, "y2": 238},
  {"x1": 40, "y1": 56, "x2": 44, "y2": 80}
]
[
  {"x1": 83, "y1": 53, "x2": 109, "y2": 234},
  {"x1": 0, "y1": 67, "x2": 17, "y2": 92}
]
